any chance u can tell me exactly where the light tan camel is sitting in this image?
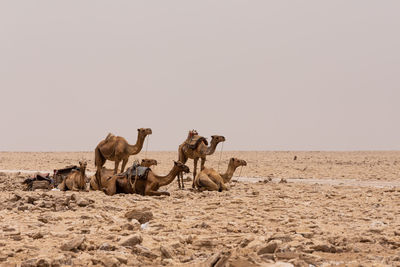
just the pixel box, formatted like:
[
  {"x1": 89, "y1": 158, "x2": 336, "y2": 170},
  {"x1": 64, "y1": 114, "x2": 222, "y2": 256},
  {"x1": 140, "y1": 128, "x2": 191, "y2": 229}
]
[
  {"x1": 94, "y1": 128, "x2": 152, "y2": 186},
  {"x1": 194, "y1": 158, "x2": 247, "y2": 191},
  {"x1": 90, "y1": 158, "x2": 158, "y2": 190},
  {"x1": 102, "y1": 161, "x2": 190, "y2": 196},
  {"x1": 177, "y1": 130, "x2": 225, "y2": 189},
  {"x1": 58, "y1": 160, "x2": 88, "y2": 191}
]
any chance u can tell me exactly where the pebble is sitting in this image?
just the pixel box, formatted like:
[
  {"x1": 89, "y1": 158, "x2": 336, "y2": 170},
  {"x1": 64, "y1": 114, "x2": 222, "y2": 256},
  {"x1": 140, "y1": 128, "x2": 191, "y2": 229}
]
[{"x1": 119, "y1": 234, "x2": 143, "y2": 247}]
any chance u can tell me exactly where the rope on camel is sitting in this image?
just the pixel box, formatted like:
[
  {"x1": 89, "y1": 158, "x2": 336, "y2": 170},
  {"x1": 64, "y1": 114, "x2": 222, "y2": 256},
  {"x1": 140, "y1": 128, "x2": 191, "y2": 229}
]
[{"x1": 217, "y1": 141, "x2": 224, "y2": 172}]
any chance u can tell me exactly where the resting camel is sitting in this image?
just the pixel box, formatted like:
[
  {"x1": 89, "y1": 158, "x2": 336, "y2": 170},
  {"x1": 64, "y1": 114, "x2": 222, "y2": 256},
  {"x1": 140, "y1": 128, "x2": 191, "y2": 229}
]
[
  {"x1": 94, "y1": 128, "x2": 152, "y2": 186},
  {"x1": 58, "y1": 160, "x2": 88, "y2": 191},
  {"x1": 194, "y1": 158, "x2": 247, "y2": 191},
  {"x1": 102, "y1": 161, "x2": 190, "y2": 196},
  {"x1": 177, "y1": 130, "x2": 225, "y2": 189},
  {"x1": 90, "y1": 158, "x2": 158, "y2": 190}
]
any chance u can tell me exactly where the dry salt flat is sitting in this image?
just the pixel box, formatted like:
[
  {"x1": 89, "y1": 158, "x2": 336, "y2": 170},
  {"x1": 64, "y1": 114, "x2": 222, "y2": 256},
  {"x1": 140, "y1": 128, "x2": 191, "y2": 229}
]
[{"x1": 0, "y1": 151, "x2": 400, "y2": 266}]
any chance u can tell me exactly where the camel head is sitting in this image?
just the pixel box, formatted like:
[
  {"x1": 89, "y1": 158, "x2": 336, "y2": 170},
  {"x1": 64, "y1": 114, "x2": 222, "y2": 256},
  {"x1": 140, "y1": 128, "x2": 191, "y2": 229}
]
[
  {"x1": 174, "y1": 161, "x2": 190, "y2": 173},
  {"x1": 141, "y1": 158, "x2": 158, "y2": 168},
  {"x1": 210, "y1": 135, "x2": 226, "y2": 144},
  {"x1": 229, "y1": 158, "x2": 247, "y2": 169},
  {"x1": 138, "y1": 128, "x2": 152, "y2": 137},
  {"x1": 78, "y1": 160, "x2": 87, "y2": 170}
]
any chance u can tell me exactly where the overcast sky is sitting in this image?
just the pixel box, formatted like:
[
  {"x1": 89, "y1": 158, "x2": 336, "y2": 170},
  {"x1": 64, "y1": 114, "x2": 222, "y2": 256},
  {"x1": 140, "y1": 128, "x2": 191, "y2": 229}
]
[{"x1": 1, "y1": 1, "x2": 399, "y2": 151}]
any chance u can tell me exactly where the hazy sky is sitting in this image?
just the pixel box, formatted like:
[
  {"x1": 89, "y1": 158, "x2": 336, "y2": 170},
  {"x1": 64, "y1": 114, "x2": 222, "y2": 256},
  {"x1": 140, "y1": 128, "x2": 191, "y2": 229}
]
[{"x1": 1, "y1": 1, "x2": 399, "y2": 151}]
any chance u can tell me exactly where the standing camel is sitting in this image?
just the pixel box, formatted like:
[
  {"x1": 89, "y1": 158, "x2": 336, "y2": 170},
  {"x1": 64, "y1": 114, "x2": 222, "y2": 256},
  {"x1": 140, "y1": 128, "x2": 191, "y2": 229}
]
[
  {"x1": 58, "y1": 160, "x2": 88, "y2": 191},
  {"x1": 102, "y1": 161, "x2": 190, "y2": 196},
  {"x1": 177, "y1": 130, "x2": 225, "y2": 189},
  {"x1": 94, "y1": 128, "x2": 152, "y2": 186},
  {"x1": 194, "y1": 158, "x2": 247, "y2": 191}
]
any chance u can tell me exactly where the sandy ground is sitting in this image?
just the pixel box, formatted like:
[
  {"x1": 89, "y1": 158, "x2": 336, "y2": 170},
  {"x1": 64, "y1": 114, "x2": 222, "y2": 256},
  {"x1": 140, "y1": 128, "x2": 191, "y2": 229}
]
[{"x1": 0, "y1": 151, "x2": 399, "y2": 266}]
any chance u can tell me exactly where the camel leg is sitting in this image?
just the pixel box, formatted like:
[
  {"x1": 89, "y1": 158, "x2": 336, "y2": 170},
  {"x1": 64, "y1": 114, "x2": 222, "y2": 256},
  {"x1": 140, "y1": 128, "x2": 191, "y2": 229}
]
[
  {"x1": 145, "y1": 190, "x2": 171, "y2": 196},
  {"x1": 177, "y1": 152, "x2": 187, "y2": 189},
  {"x1": 192, "y1": 158, "x2": 199, "y2": 188},
  {"x1": 178, "y1": 173, "x2": 182, "y2": 189},
  {"x1": 198, "y1": 173, "x2": 220, "y2": 191},
  {"x1": 114, "y1": 161, "x2": 120, "y2": 174},
  {"x1": 200, "y1": 157, "x2": 206, "y2": 170},
  {"x1": 121, "y1": 158, "x2": 128, "y2": 173}
]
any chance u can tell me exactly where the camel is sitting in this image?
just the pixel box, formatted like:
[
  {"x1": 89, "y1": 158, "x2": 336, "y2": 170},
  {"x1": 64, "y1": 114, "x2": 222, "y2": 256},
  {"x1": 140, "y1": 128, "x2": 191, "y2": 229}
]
[
  {"x1": 194, "y1": 158, "x2": 247, "y2": 191},
  {"x1": 90, "y1": 158, "x2": 158, "y2": 190},
  {"x1": 94, "y1": 128, "x2": 152, "y2": 186},
  {"x1": 102, "y1": 161, "x2": 190, "y2": 196},
  {"x1": 58, "y1": 160, "x2": 88, "y2": 191},
  {"x1": 140, "y1": 158, "x2": 158, "y2": 168},
  {"x1": 177, "y1": 130, "x2": 225, "y2": 189}
]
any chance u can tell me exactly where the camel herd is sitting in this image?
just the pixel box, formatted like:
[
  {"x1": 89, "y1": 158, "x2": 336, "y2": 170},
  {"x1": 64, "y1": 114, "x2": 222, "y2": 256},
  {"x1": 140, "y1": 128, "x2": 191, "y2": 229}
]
[{"x1": 57, "y1": 129, "x2": 247, "y2": 196}]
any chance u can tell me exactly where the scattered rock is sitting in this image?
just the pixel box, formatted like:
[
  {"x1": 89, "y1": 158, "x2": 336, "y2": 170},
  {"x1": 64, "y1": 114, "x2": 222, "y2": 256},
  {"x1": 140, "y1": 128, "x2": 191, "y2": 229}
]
[
  {"x1": 160, "y1": 245, "x2": 174, "y2": 259},
  {"x1": 32, "y1": 232, "x2": 43, "y2": 239},
  {"x1": 132, "y1": 245, "x2": 158, "y2": 259},
  {"x1": 99, "y1": 242, "x2": 115, "y2": 251},
  {"x1": 279, "y1": 178, "x2": 288, "y2": 183},
  {"x1": 119, "y1": 234, "x2": 143, "y2": 247},
  {"x1": 76, "y1": 199, "x2": 89, "y2": 207},
  {"x1": 125, "y1": 209, "x2": 153, "y2": 224},
  {"x1": 258, "y1": 240, "x2": 282, "y2": 254},
  {"x1": 60, "y1": 236, "x2": 85, "y2": 251}
]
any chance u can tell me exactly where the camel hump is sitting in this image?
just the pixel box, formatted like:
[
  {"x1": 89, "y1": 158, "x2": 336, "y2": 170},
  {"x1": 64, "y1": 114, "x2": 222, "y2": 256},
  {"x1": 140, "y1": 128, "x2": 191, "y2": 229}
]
[{"x1": 185, "y1": 135, "x2": 208, "y2": 149}]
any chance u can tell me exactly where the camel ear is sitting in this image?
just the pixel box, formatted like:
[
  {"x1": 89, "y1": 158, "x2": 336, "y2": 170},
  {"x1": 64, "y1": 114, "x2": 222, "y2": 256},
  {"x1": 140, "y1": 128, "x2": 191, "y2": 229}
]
[
  {"x1": 137, "y1": 128, "x2": 140, "y2": 132},
  {"x1": 174, "y1": 161, "x2": 178, "y2": 165}
]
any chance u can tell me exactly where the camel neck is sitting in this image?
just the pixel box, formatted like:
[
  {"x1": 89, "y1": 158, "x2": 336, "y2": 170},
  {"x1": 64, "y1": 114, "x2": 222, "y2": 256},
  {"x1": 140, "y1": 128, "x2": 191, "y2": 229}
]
[
  {"x1": 220, "y1": 163, "x2": 238, "y2": 183},
  {"x1": 206, "y1": 140, "x2": 220, "y2": 155},
  {"x1": 127, "y1": 132, "x2": 146, "y2": 155},
  {"x1": 155, "y1": 166, "x2": 181, "y2": 187},
  {"x1": 79, "y1": 168, "x2": 86, "y2": 183}
]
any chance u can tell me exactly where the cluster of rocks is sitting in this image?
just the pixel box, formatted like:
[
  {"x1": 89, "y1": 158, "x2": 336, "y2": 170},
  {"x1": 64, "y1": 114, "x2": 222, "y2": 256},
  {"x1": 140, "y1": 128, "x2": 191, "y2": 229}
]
[{"x1": 3, "y1": 192, "x2": 95, "y2": 212}]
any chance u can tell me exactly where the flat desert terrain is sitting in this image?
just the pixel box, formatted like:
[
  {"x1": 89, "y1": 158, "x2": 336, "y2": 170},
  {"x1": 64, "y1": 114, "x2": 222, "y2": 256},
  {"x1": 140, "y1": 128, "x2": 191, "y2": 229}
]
[{"x1": 0, "y1": 151, "x2": 399, "y2": 267}]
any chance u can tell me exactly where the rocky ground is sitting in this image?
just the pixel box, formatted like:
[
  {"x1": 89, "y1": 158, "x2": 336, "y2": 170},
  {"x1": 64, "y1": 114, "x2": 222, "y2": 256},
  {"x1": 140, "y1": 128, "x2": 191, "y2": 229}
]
[{"x1": 0, "y1": 152, "x2": 400, "y2": 266}]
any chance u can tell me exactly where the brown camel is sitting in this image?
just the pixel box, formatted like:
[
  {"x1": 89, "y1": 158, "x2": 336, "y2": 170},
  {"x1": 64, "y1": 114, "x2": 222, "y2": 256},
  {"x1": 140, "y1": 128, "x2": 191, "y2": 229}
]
[
  {"x1": 58, "y1": 160, "x2": 88, "y2": 191},
  {"x1": 194, "y1": 158, "x2": 247, "y2": 191},
  {"x1": 102, "y1": 161, "x2": 190, "y2": 196},
  {"x1": 90, "y1": 158, "x2": 158, "y2": 190},
  {"x1": 140, "y1": 158, "x2": 158, "y2": 168},
  {"x1": 177, "y1": 130, "x2": 225, "y2": 189},
  {"x1": 94, "y1": 128, "x2": 152, "y2": 186}
]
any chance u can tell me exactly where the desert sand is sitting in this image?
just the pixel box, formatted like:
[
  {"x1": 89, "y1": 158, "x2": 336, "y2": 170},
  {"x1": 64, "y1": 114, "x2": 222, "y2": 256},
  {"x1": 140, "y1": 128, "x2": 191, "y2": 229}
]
[{"x1": 0, "y1": 151, "x2": 399, "y2": 266}]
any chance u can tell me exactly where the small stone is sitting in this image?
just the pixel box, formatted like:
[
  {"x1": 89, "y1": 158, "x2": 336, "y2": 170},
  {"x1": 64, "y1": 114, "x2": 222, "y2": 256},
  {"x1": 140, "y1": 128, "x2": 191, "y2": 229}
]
[
  {"x1": 310, "y1": 242, "x2": 336, "y2": 253},
  {"x1": 36, "y1": 258, "x2": 51, "y2": 267},
  {"x1": 193, "y1": 238, "x2": 216, "y2": 248},
  {"x1": 77, "y1": 199, "x2": 89, "y2": 207},
  {"x1": 279, "y1": 178, "x2": 287, "y2": 183},
  {"x1": 125, "y1": 209, "x2": 153, "y2": 224},
  {"x1": 97, "y1": 255, "x2": 120, "y2": 267},
  {"x1": 119, "y1": 234, "x2": 143, "y2": 247},
  {"x1": 32, "y1": 232, "x2": 43, "y2": 239},
  {"x1": 21, "y1": 259, "x2": 37, "y2": 267},
  {"x1": 132, "y1": 245, "x2": 158, "y2": 259},
  {"x1": 258, "y1": 240, "x2": 282, "y2": 254},
  {"x1": 10, "y1": 194, "x2": 22, "y2": 202},
  {"x1": 160, "y1": 245, "x2": 174, "y2": 259},
  {"x1": 60, "y1": 236, "x2": 85, "y2": 251},
  {"x1": 99, "y1": 242, "x2": 115, "y2": 251}
]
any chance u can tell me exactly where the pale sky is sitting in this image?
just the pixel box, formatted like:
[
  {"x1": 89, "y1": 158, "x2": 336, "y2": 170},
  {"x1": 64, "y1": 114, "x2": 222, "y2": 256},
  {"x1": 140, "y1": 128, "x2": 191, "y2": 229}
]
[{"x1": 1, "y1": 1, "x2": 399, "y2": 151}]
